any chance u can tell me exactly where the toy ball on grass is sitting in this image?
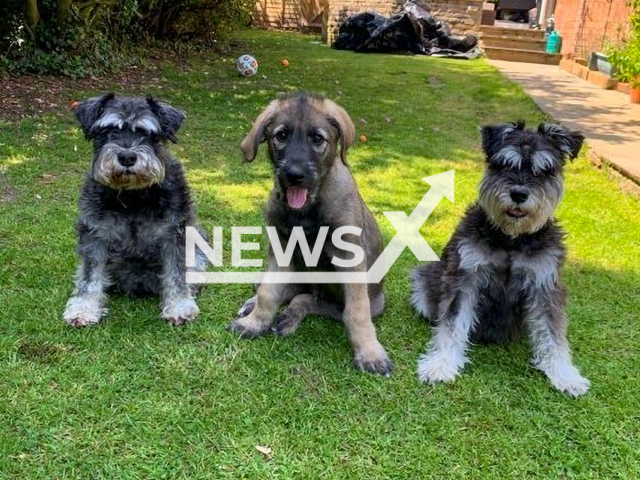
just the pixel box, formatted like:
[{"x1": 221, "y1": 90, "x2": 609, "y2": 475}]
[{"x1": 236, "y1": 54, "x2": 258, "y2": 77}]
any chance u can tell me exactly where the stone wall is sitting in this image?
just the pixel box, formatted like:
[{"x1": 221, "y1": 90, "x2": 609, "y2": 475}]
[
  {"x1": 323, "y1": 0, "x2": 483, "y2": 44},
  {"x1": 419, "y1": 0, "x2": 482, "y2": 36}
]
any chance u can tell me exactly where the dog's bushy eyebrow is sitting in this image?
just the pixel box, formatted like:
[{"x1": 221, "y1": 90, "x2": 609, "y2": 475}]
[
  {"x1": 94, "y1": 112, "x2": 124, "y2": 130},
  {"x1": 491, "y1": 145, "x2": 522, "y2": 169},
  {"x1": 133, "y1": 116, "x2": 161, "y2": 134},
  {"x1": 531, "y1": 151, "x2": 558, "y2": 174}
]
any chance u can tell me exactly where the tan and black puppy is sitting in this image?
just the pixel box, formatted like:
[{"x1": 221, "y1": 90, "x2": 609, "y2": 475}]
[{"x1": 229, "y1": 93, "x2": 392, "y2": 375}]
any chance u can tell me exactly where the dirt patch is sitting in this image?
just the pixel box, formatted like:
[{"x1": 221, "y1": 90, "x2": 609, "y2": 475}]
[
  {"x1": 17, "y1": 341, "x2": 73, "y2": 364},
  {"x1": 0, "y1": 41, "x2": 249, "y2": 122},
  {"x1": 0, "y1": 61, "x2": 171, "y2": 122},
  {"x1": 0, "y1": 172, "x2": 18, "y2": 204}
]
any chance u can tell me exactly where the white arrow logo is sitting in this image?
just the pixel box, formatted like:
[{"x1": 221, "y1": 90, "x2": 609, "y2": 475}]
[
  {"x1": 187, "y1": 170, "x2": 454, "y2": 284},
  {"x1": 366, "y1": 170, "x2": 454, "y2": 283}
]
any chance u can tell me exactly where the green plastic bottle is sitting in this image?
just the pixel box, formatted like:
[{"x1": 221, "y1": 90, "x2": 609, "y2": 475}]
[{"x1": 546, "y1": 31, "x2": 561, "y2": 54}]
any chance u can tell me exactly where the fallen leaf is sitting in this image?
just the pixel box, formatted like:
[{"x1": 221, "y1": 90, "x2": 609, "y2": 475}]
[
  {"x1": 255, "y1": 445, "x2": 272, "y2": 456},
  {"x1": 39, "y1": 173, "x2": 55, "y2": 185}
]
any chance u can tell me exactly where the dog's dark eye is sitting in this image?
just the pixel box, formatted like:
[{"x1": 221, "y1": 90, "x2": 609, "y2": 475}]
[
  {"x1": 105, "y1": 129, "x2": 119, "y2": 140},
  {"x1": 275, "y1": 130, "x2": 288, "y2": 142},
  {"x1": 311, "y1": 133, "x2": 325, "y2": 145}
]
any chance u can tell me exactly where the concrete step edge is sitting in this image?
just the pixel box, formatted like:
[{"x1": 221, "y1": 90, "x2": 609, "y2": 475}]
[
  {"x1": 479, "y1": 27, "x2": 545, "y2": 38},
  {"x1": 481, "y1": 34, "x2": 546, "y2": 44},
  {"x1": 484, "y1": 46, "x2": 560, "y2": 56}
]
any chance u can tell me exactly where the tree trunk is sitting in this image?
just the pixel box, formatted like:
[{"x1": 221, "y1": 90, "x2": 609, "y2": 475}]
[
  {"x1": 58, "y1": 0, "x2": 74, "y2": 24},
  {"x1": 25, "y1": 0, "x2": 40, "y2": 40}
]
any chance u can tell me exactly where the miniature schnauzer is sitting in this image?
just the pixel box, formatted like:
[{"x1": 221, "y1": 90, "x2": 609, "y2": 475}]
[
  {"x1": 63, "y1": 93, "x2": 207, "y2": 327},
  {"x1": 411, "y1": 121, "x2": 590, "y2": 396}
]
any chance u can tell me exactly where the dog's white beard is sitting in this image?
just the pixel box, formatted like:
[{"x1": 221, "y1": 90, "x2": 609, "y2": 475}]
[
  {"x1": 94, "y1": 143, "x2": 165, "y2": 190},
  {"x1": 480, "y1": 188, "x2": 560, "y2": 237}
]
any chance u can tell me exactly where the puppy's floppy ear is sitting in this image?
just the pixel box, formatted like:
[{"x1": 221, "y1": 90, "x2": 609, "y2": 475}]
[
  {"x1": 324, "y1": 99, "x2": 355, "y2": 164},
  {"x1": 538, "y1": 123, "x2": 584, "y2": 160},
  {"x1": 481, "y1": 121, "x2": 524, "y2": 159},
  {"x1": 75, "y1": 92, "x2": 114, "y2": 139},
  {"x1": 147, "y1": 96, "x2": 186, "y2": 143},
  {"x1": 240, "y1": 99, "x2": 280, "y2": 162}
]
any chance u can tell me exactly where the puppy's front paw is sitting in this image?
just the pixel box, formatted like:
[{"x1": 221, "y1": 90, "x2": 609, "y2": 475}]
[
  {"x1": 228, "y1": 313, "x2": 270, "y2": 339},
  {"x1": 162, "y1": 298, "x2": 200, "y2": 326},
  {"x1": 417, "y1": 350, "x2": 465, "y2": 384},
  {"x1": 271, "y1": 311, "x2": 302, "y2": 337},
  {"x1": 237, "y1": 296, "x2": 256, "y2": 318},
  {"x1": 542, "y1": 361, "x2": 590, "y2": 397},
  {"x1": 353, "y1": 343, "x2": 393, "y2": 375},
  {"x1": 63, "y1": 296, "x2": 105, "y2": 327}
]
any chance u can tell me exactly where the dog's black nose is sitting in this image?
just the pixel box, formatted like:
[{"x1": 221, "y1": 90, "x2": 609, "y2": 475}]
[
  {"x1": 510, "y1": 187, "x2": 529, "y2": 204},
  {"x1": 283, "y1": 163, "x2": 306, "y2": 185},
  {"x1": 117, "y1": 151, "x2": 137, "y2": 167}
]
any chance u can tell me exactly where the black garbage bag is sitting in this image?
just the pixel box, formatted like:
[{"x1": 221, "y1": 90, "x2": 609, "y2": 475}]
[
  {"x1": 332, "y1": 12, "x2": 389, "y2": 51},
  {"x1": 333, "y1": 0, "x2": 479, "y2": 57}
]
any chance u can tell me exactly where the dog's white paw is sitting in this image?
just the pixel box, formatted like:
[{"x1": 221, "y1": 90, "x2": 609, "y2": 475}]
[
  {"x1": 541, "y1": 360, "x2": 590, "y2": 397},
  {"x1": 63, "y1": 296, "x2": 105, "y2": 327},
  {"x1": 417, "y1": 350, "x2": 466, "y2": 384},
  {"x1": 162, "y1": 297, "x2": 200, "y2": 326}
]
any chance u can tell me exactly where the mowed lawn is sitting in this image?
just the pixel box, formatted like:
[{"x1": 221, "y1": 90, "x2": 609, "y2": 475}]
[{"x1": 1, "y1": 30, "x2": 639, "y2": 479}]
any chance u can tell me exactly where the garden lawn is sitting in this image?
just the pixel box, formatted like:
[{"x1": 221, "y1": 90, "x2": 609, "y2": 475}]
[{"x1": 0, "y1": 30, "x2": 639, "y2": 479}]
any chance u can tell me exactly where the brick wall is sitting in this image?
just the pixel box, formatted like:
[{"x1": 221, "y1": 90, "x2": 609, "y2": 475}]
[
  {"x1": 253, "y1": 0, "x2": 322, "y2": 29},
  {"x1": 554, "y1": 0, "x2": 630, "y2": 58},
  {"x1": 324, "y1": 0, "x2": 483, "y2": 44}
]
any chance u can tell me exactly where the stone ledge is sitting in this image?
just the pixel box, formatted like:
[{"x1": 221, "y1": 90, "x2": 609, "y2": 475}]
[
  {"x1": 617, "y1": 82, "x2": 631, "y2": 94},
  {"x1": 587, "y1": 70, "x2": 617, "y2": 90},
  {"x1": 571, "y1": 62, "x2": 590, "y2": 80}
]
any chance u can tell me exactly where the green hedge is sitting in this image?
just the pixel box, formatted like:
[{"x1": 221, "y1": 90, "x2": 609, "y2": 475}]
[{"x1": 0, "y1": 0, "x2": 254, "y2": 77}]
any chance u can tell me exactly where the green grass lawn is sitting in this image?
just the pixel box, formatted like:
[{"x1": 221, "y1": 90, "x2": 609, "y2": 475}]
[{"x1": 1, "y1": 30, "x2": 639, "y2": 479}]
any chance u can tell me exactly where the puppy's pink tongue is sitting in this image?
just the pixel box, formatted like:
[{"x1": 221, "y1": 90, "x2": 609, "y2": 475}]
[{"x1": 286, "y1": 187, "x2": 308, "y2": 209}]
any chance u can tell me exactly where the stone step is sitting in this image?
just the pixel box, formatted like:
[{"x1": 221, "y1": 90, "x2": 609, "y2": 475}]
[
  {"x1": 483, "y1": 46, "x2": 561, "y2": 64},
  {"x1": 480, "y1": 25, "x2": 545, "y2": 40},
  {"x1": 482, "y1": 34, "x2": 547, "y2": 52}
]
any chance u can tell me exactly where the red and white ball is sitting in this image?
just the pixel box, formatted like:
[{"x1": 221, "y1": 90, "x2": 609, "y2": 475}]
[{"x1": 236, "y1": 54, "x2": 258, "y2": 77}]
